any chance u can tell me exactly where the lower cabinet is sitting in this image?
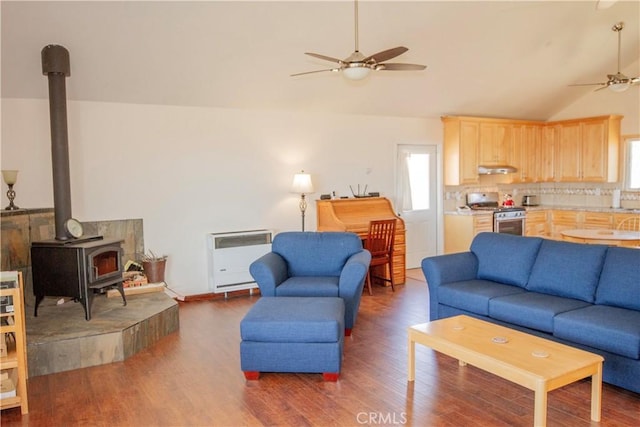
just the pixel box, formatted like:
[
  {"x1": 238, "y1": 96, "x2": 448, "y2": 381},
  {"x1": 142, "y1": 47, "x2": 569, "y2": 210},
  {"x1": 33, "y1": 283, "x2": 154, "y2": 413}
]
[
  {"x1": 444, "y1": 214, "x2": 492, "y2": 254},
  {"x1": 525, "y1": 211, "x2": 548, "y2": 237}
]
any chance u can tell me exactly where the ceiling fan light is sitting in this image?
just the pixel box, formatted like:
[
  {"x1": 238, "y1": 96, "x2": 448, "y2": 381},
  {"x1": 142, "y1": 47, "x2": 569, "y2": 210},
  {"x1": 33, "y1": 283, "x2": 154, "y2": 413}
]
[
  {"x1": 609, "y1": 81, "x2": 630, "y2": 92},
  {"x1": 343, "y1": 66, "x2": 371, "y2": 81}
]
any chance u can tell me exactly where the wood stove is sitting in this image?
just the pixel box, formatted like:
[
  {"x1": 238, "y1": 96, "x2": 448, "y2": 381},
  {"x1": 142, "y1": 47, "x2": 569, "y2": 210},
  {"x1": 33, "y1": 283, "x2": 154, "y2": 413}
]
[
  {"x1": 30, "y1": 44, "x2": 126, "y2": 320},
  {"x1": 32, "y1": 237, "x2": 126, "y2": 321}
]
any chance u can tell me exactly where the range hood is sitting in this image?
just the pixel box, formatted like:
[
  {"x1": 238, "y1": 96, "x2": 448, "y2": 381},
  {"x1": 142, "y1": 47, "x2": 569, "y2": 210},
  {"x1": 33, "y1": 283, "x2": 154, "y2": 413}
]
[{"x1": 478, "y1": 165, "x2": 518, "y2": 175}]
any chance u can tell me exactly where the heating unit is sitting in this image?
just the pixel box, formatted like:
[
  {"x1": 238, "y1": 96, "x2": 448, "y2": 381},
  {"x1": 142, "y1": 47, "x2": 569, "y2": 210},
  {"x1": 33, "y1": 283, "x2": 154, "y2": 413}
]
[{"x1": 207, "y1": 230, "x2": 272, "y2": 295}]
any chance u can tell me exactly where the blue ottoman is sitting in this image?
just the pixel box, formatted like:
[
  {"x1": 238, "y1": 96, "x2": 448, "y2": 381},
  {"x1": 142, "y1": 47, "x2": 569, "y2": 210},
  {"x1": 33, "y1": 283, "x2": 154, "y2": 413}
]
[{"x1": 240, "y1": 297, "x2": 345, "y2": 381}]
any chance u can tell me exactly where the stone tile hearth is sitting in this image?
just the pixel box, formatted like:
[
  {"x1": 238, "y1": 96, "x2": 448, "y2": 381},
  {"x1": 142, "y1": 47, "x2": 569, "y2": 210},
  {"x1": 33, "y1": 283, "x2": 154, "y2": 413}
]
[{"x1": 25, "y1": 292, "x2": 179, "y2": 377}]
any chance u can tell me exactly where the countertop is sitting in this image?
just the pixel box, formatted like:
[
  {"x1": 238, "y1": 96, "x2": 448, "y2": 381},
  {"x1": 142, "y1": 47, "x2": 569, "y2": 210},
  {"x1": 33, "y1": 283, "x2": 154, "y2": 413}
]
[
  {"x1": 445, "y1": 206, "x2": 640, "y2": 216},
  {"x1": 561, "y1": 229, "x2": 640, "y2": 241}
]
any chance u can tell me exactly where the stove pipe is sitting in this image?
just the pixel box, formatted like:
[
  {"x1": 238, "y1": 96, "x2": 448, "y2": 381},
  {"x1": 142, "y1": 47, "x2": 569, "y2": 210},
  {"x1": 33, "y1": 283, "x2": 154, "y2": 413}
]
[{"x1": 42, "y1": 45, "x2": 72, "y2": 241}]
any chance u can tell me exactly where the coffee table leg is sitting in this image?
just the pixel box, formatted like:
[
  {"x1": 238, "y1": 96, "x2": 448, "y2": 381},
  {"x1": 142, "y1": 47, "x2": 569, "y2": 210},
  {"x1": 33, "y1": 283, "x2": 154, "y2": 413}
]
[
  {"x1": 534, "y1": 383, "x2": 548, "y2": 427},
  {"x1": 591, "y1": 363, "x2": 602, "y2": 422},
  {"x1": 408, "y1": 332, "x2": 415, "y2": 381}
]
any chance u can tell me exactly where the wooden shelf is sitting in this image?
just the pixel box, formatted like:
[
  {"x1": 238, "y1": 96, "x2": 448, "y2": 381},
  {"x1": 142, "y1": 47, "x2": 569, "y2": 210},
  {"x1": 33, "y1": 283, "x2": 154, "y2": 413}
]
[{"x1": 0, "y1": 271, "x2": 28, "y2": 414}]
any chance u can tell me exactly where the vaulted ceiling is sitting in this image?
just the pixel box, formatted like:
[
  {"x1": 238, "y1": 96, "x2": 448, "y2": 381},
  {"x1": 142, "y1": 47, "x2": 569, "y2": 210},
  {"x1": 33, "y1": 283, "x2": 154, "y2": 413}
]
[{"x1": 2, "y1": 1, "x2": 639, "y2": 121}]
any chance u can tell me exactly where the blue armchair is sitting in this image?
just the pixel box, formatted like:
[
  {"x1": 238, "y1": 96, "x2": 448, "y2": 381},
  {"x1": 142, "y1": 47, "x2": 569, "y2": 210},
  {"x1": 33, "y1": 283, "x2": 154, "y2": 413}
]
[{"x1": 249, "y1": 231, "x2": 371, "y2": 335}]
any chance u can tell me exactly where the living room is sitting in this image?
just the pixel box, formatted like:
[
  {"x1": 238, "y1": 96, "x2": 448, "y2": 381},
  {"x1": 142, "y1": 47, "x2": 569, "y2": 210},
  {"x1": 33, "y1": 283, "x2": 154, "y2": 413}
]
[
  {"x1": 2, "y1": 1, "x2": 639, "y2": 299},
  {"x1": 1, "y1": 1, "x2": 639, "y2": 425}
]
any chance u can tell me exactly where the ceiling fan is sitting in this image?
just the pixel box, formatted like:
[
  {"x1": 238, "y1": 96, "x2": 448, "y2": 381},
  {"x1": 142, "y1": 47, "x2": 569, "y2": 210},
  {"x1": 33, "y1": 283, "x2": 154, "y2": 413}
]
[
  {"x1": 570, "y1": 22, "x2": 639, "y2": 92},
  {"x1": 291, "y1": 0, "x2": 426, "y2": 80}
]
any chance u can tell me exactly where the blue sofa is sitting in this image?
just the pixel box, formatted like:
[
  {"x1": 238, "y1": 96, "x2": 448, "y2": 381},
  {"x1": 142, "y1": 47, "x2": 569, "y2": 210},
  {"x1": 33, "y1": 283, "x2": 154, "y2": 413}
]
[
  {"x1": 249, "y1": 231, "x2": 371, "y2": 334},
  {"x1": 421, "y1": 232, "x2": 640, "y2": 394}
]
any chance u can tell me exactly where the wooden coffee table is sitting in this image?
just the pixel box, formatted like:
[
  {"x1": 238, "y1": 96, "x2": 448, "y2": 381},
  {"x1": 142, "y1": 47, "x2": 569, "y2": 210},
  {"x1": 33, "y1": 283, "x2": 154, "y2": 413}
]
[{"x1": 408, "y1": 315, "x2": 603, "y2": 427}]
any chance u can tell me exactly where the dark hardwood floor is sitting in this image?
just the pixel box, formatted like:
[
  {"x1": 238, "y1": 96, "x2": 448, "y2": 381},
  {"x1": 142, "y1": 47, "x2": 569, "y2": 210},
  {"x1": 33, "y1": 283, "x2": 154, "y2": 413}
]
[{"x1": 2, "y1": 269, "x2": 639, "y2": 426}]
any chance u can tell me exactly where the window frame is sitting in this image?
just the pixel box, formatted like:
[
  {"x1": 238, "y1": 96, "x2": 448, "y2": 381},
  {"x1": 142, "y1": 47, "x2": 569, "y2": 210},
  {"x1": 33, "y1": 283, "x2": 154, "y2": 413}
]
[{"x1": 623, "y1": 134, "x2": 640, "y2": 191}]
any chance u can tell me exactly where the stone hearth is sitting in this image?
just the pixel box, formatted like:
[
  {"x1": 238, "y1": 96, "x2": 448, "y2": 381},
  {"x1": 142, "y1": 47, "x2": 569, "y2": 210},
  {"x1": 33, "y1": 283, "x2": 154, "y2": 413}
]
[{"x1": 26, "y1": 292, "x2": 179, "y2": 377}]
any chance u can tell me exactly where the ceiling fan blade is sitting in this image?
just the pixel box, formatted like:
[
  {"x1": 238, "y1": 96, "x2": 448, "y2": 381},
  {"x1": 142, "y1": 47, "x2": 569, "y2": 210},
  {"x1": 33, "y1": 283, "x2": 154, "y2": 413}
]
[
  {"x1": 377, "y1": 63, "x2": 426, "y2": 71},
  {"x1": 595, "y1": 85, "x2": 610, "y2": 92},
  {"x1": 304, "y1": 52, "x2": 343, "y2": 64},
  {"x1": 569, "y1": 83, "x2": 607, "y2": 87},
  {"x1": 631, "y1": 77, "x2": 640, "y2": 85},
  {"x1": 291, "y1": 68, "x2": 338, "y2": 77},
  {"x1": 363, "y1": 46, "x2": 408, "y2": 63}
]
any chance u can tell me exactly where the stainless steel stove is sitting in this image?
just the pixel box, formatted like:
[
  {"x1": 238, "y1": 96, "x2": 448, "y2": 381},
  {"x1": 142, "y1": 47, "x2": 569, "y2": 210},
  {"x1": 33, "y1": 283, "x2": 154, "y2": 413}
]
[{"x1": 466, "y1": 192, "x2": 526, "y2": 236}]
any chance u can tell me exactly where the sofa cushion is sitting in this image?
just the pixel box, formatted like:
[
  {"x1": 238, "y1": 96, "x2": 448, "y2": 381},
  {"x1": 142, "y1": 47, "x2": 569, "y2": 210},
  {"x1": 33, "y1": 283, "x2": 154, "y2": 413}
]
[
  {"x1": 273, "y1": 232, "x2": 363, "y2": 277},
  {"x1": 470, "y1": 233, "x2": 543, "y2": 288},
  {"x1": 275, "y1": 276, "x2": 339, "y2": 297},
  {"x1": 554, "y1": 305, "x2": 640, "y2": 359},
  {"x1": 595, "y1": 247, "x2": 640, "y2": 311},
  {"x1": 526, "y1": 239, "x2": 607, "y2": 303},
  {"x1": 438, "y1": 280, "x2": 526, "y2": 316},
  {"x1": 241, "y1": 297, "x2": 344, "y2": 343},
  {"x1": 489, "y1": 292, "x2": 591, "y2": 333}
]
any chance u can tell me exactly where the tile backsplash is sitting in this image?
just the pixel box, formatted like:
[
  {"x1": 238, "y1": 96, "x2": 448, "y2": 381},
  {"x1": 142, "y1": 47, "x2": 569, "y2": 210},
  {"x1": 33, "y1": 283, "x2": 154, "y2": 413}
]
[{"x1": 445, "y1": 182, "x2": 640, "y2": 211}]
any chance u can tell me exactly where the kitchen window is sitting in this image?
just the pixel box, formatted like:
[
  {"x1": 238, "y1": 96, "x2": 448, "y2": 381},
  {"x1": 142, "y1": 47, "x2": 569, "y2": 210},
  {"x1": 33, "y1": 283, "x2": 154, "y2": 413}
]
[{"x1": 625, "y1": 136, "x2": 640, "y2": 190}]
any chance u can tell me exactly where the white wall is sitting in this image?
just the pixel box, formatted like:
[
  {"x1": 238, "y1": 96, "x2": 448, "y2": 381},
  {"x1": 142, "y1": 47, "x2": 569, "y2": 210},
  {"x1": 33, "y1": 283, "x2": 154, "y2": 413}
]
[{"x1": 1, "y1": 98, "x2": 441, "y2": 296}]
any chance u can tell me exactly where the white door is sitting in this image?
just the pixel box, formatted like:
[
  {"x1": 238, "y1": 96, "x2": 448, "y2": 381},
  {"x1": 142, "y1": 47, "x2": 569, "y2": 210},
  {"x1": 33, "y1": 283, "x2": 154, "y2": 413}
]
[{"x1": 396, "y1": 144, "x2": 438, "y2": 268}]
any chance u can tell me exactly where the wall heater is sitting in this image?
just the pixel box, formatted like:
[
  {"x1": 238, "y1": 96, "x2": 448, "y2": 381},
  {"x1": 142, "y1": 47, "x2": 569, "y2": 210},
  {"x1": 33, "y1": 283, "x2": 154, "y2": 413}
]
[{"x1": 206, "y1": 229, "x2": 272, "y2": 295}]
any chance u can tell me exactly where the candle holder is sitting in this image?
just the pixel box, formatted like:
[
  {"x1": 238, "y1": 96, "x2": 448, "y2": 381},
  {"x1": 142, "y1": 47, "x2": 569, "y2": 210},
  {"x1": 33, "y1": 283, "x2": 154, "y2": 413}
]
[{"x1": 2, "y1": 170, "x2": 20, "y2": 210}]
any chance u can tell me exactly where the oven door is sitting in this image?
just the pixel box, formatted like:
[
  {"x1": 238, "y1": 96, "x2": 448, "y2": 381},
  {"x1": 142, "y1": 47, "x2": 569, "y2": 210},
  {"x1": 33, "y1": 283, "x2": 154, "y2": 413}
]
[{"x1": 494, "y1": 217, "x2": 525, "y2": 236}]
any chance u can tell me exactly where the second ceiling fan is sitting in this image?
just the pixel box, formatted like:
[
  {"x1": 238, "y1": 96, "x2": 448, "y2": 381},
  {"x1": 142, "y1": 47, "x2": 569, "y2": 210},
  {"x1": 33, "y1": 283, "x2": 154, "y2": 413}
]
[
  {"x1": 571, "y1": 22, "x2": 639, "y2": 92},
  {"x1": 291, "y1": 0, "x2": 426, "y2": 80}
]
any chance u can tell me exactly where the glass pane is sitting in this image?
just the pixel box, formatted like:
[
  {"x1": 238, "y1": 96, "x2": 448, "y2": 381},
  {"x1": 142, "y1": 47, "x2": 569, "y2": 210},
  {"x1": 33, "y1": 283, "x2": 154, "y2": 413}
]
[{"x1": 407, "y1": 154, "x2": 430, "y2": 210}]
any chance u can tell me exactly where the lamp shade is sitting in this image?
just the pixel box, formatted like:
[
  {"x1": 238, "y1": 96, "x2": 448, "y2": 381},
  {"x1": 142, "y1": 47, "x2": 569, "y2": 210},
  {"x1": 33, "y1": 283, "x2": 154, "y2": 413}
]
[
  {"x1": 2, "y1": 170, "x2": 18, "y2": 185},
  {"x1": 291, "y1": 172, "x2": 314, "y2": 194}
]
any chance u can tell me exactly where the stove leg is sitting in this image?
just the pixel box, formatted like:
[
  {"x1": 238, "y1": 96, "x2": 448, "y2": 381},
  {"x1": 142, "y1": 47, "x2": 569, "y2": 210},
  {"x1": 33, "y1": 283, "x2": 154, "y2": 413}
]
[
  {"x1": 116, "y1": 282, "x2": 127, "y2": 306},
  {"x1": 34, "y1": 295, "x2": 44, "y2": 317}
]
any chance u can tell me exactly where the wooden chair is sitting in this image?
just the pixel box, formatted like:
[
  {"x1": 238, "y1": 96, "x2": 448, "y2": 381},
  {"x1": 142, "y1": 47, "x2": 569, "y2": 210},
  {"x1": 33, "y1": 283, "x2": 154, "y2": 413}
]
[
  {"x1": 616, "y1": 216, "x2": 640, "y2": 231},
  {"x1": 364, "y1": 219, "x2": 396, "y2": 295}
]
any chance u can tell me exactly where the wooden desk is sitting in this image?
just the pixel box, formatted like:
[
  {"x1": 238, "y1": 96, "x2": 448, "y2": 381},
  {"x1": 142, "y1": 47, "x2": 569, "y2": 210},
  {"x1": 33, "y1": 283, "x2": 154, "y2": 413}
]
[
  {"x1": 317, "y1": 197, "x2": 405, "y2": 285},
  {"x1": 561, "y1": 229, "x2": 640, "y2": 248}
]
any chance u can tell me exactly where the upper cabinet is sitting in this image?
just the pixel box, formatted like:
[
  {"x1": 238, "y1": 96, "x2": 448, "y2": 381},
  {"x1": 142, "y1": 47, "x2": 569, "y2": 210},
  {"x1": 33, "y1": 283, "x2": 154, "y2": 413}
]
[
  {"x1": 479, "y1": 122, "x2": 511, "y2": 166},
  {"x1": 553, "y1": 116, "x2": 621, "y2": 183},
  {"x1": 443, "y1": 115, "x2": 622, "y2": 185},
  {"x1": 443, "y1": 117, "x2": 480, "y2": 185},
  {"x1": 511, "y1": 124, "x2": 543, "y2": 183}
]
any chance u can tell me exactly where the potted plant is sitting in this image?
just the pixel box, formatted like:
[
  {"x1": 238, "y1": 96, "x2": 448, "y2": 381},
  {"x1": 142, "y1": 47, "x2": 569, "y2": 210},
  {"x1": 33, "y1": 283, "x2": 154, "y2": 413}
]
[{"x1": 140, "y1": 250, "x2": 168, "y2": 284}]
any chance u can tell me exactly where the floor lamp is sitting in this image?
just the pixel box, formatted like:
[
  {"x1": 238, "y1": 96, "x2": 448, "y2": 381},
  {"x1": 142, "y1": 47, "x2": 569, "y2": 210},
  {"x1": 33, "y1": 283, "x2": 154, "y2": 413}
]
[{"x1": 291, "y1": 171, "x2": 314, "y2": 232}]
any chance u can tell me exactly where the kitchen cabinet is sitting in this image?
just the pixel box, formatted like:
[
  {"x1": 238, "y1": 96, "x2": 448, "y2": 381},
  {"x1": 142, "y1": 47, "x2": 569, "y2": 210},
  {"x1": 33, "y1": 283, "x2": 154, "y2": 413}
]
[
  {"x1": 554, "y1": 116, "x2": 621, "y2": 182},
  {"x1": 525, "y1": 210, "x2": 548, "y2": 237},
  {"x1": 549, "y1": 210, "x2": 580, "y2": 239},
  {"x1": 443, "y1": 114, "x2": 620, "y2": 185},
  {"x1": 443, "y1": 117, "x2": 480, "y2": 185},
  {"x1": 510, "y1": 124, "x2": 542, "y2": 183},
  {"x1": 539, "y1": 125, "x2": 557, "y2": 182},
  {"x1": 549, "y1": 210, "x2": 620, "y2": 239},
  {"x1": 479, "y1": 122, "x2": 512, "y2": 166},
  {"x1": 444, "y1": 214, "x2": 492, "y2": 254},
  {"x1": 582, "y1": 212, "x2": 613, "y2": 229}
]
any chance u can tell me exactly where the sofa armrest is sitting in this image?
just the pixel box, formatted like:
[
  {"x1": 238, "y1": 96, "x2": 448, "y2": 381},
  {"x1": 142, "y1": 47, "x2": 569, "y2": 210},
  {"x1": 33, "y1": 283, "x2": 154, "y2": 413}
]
[
  {"x1": 421, "y1": 252, "x2": 478, "y2": 320},
  {"x1": 249, "y1": 252, "x2": 288, "y2": 296},
  {"x1": 421, "y1": 252, "x2": 478, "y2": 289},
  {"x1": 338, "y1": 250, "x2": 372, "y2": 330},
  {"x1": 339, "y1": 250, "x2": 371, "y2": 296}
]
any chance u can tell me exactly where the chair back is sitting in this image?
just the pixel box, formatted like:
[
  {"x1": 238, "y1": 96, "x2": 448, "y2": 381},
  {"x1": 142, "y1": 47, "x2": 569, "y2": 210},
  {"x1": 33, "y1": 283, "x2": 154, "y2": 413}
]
[
  {"x1": 366, "y1": 219, "x2": 396, "y2": 259},
  {"x1": 272, "y1": 232, "x2": 363, "y2": 277},
  {"x1": 616, "y1": 216, "x2": 640, "y2": 231}
]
